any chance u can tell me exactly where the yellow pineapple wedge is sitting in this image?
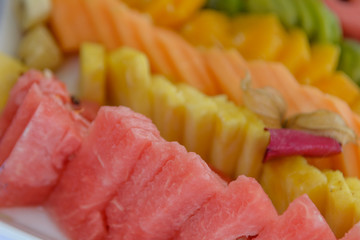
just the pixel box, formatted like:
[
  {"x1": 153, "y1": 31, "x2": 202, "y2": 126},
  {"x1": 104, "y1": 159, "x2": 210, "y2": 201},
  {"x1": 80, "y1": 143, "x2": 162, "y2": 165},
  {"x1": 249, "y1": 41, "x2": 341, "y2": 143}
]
[
  {"x1": 0, "y1": 53, "x2": 26, "y2": 110},
  {"x1": 149, "y1": 75, "x2": 185, "y2": 143},
  {"x1": 79, "y1": 42, "x2": 106, "y2": 105},
  {"x1": 107, "y1": 47, "x2": 151, "y2": 118},
  {"x1": 235, "y1": 109, "x2": 269, "y2": 178},
  {"x1": 177, "y1": 83, "x2": 218, "y2": 161},
  {"x1": 323, "y1": 170, "x2": 355, "y2": 238},
  {"x1": 260, "y1": 157, "x2": 288, "y2": 213},
  {"x1": 106, "y1": 47, "x2": 271, "y2": 179},
  {"x1": 260, "y1": 156, "x2": 327, "y2": 214},
  {"x1": 18, "y1": 24, "x2": 62, "y2": 70},
  {"x1": 209, "y1": 96, "x2": 248, "y2": 178},
  {"x1": 346, "y1": 177, "x2": 360, "y2": 226}
]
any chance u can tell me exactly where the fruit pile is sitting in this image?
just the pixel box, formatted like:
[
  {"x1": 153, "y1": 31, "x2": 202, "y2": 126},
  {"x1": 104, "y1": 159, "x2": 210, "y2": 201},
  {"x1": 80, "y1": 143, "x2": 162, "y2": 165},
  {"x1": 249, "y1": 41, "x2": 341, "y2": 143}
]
[
  {"x1": 205, "y1": 0, "x2": 360, "y2": 88},
  {"x1": 0, "y1": 70, "x2": 348, "y2": 240},
  {"x1": 179, "y1": 5, "x2": 360, "y2": 115},
  {"x1": 1, "y1": 0, "x2": 360, "y2": 239}
]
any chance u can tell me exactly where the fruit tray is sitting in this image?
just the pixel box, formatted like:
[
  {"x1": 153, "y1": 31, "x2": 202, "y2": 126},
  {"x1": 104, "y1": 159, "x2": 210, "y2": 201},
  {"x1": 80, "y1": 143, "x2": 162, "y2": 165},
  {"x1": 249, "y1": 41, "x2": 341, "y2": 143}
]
[{"x1": 0, "y1": 1, "x2": 67, "y2": 239}]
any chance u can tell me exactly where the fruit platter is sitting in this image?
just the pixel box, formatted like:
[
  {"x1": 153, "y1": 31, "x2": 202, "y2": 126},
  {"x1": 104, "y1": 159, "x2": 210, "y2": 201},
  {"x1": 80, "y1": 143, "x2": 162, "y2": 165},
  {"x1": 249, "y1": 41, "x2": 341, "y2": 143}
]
[{"x1": 1, "y1": 0, "x2": 360, "y2": 239}]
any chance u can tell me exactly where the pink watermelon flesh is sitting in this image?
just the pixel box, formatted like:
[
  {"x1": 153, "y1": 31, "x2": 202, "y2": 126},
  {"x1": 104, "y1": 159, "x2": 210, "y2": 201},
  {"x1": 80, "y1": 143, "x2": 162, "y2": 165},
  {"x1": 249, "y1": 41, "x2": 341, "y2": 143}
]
[
  {"x1": 340, "y1": 221, "x2": 360, "y2": 240},
  {"x1": 264, "y1": 128, "x2": 342, "y2": 162},
  {"x1": 106, "y1": 140, "x2": 190, "y2": 232},
  {"x1": 254, "y1": 194, "x2": 336, "y2": 240},
  {"x1": 0, "y1": 84, "x2": 44, "y2": 166},
  {"x1": 0, "y1": 70, "x2": 69, "y2": 140},
  {"x1": 0, "y1": 96, "x2": 84, "y2": 206},
  {"x1": 175, "y1": 175, "x2": 278, "y2": 240},
  {"x1": 46, "y1": 106, "x2": 162, "y2": 240},
  {"x1": 106, "y1": 150, "x2": 226, "y2": 240}
]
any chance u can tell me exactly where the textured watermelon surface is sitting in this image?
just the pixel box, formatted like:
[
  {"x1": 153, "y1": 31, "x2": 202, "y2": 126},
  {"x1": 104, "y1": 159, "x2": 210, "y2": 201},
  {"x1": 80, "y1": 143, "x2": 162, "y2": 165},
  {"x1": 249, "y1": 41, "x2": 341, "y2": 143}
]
[
  {"x1": 46, "y1": 106, "x2": 162, "y2": 240},
  {"x1": 255, "y1": 195, "x2": 336, "y2": 240},
  {"x1": 0, "y1": 70, "x2": 69, "y2": 139},
  {"x1": 0, "y1": 70, "x2": 87, "y2": 207},
  {"x1": 0, "y1": 97, "x2": 84, "y2": 206},
  {"x1": 105, "y1": 140, "x2": 191, "y2": 236},
  {"x1": 107, "y1": 143, "x2": 225, "y2": 240},
  {"x1": 0, "y1": 69, "x2": 353, "y2": 239},
  {"x1": 175, "y1": 175, "x2": 277, "y2": 240}
]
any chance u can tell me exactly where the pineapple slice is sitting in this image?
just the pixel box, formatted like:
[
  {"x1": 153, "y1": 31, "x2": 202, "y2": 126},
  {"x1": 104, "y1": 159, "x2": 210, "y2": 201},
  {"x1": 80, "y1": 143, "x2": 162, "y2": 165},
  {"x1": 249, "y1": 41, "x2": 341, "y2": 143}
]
[
  {"x1": 210, "y1": 96, "x2": 247, "y2": 178},
  {"x1": 18, "y1": 24, "x2": 62, "y2": 70},
  {"x1": 323, "y1": 170, "x2": 355, "y2": 238},
  {"x1": 346, "y1": 177, "x2": 360, "y2": 225},
  {"x1": 260, "y1": 158, "x2": 288, "y2": 213},
  {"x1": 150, "y1": 75, "x2": 185, "y2": 143},
  {"x1": 281, "y1": 157, "x2": 328, "y2": 215},
  {"x1": 79, "y1": 42, "x2": 106, "y2": 105},
  {"x1": 260, "y1": 156, "x2": 327, "y2": 214},
  {"x1": 107, "y1": 47, "x2": 151, "y2": 117},
  {"x1": 235, "y1": 108, "x2": 269, "y2": 178},
  {"x1": 178, "y1": 83, "x2": 218, "y2": 161},
  {"x1": 20, "y1": 0, "x2": 51, "y2": 30},
  {"x1": 0, "y1": 53, "x2": 26, "y2": 110}
]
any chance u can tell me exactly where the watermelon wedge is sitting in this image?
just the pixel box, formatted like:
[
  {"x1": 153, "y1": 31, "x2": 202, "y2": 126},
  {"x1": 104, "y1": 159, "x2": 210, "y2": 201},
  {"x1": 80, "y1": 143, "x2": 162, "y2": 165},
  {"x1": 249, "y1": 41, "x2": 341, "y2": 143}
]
[
  {"x1": 0, "y1": 70, "x2": 69, "y2": 140},
  {"x1": 175, "y1": 175, "x2": 277, "y2": 240},
  {"x1": 46, "y1": 106, "x2": 162, "y2": 240},
  {"x1": 254, "y1": 194, "x2": 336, "y2": 240},
  {"x1": 0, "y1": 84, "x2": 44, "y2": 166},
  {"x1": 105, "y1": 140, "x2": 192, "y2": 234},
  {"x1": 106, "y1": 147, "x2": 225, "y2": 240},
  {"x1": 0, "y1": 95, "x2": 86, "y2": 206}
]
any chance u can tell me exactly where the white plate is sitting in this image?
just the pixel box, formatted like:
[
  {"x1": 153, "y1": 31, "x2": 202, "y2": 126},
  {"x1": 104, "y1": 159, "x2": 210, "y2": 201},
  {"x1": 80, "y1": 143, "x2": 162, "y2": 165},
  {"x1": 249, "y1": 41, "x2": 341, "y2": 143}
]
[{"x1": 0, "y1": 0, "x2": 73, "y2": 239}]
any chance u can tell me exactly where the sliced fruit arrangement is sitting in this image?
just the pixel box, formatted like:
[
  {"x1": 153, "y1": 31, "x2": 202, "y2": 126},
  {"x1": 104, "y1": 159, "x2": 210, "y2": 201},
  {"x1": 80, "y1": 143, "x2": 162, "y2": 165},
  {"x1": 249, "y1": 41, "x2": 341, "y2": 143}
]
[
  {"x1": 46, "y1": 0, "x2": 360, "y2": 179},
  {"x1": 179, "y1": 10, "x2": 360, "y2": 114},
  {"x1": 260, "y1": 156, "x2": 360, "y2": 238},
  {"x1": 106, "y1": 46, "x2": 347, "y2": 179},
  {"x1": 204, "y1": 0, "x2": 360, "y2": 103},
  {"x1": 3, "y1": 1, "x2": 360, "y2": 239},
  {"x1": 0, "y1": 70, "x2": 346, "y2": 240},
  {"x1": 205, "y1": 0, "x2": 342, "y2": 44},
  {"x1": 107, "y1": 46, "x2": 269, "y2": 178}
]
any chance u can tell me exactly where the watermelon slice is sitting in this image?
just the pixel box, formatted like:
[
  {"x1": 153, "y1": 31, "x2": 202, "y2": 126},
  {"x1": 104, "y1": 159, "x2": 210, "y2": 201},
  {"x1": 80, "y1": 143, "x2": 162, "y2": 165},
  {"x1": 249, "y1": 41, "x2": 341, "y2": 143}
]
[
  {"x1": 106, "y1": 148, "x2": 226, "y2": 240},
  {"x1": 0, "y1": 95, "x2": 85, "y2": 206},
  {"x1": 46, "y1": 106, "x2": 162, "y2": 240},
  {"x1": 175, "y1": 175, "x2": 278, "y2": 240},
  {"x1": 254, "y1": 194, "x2": 336, "y2": 240},
  {"x1": 340, "y1": 221, "x2": 360, "y2": 240},
  {"x1": 0, "y1": 84, "x2": 44, "y2": 166},
  {"x1": 0, "y1": 70, "x2": 69, "y2": 140},
  {"x1": 105, "y1": 140, "x2": 192, "y2": 233}
]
